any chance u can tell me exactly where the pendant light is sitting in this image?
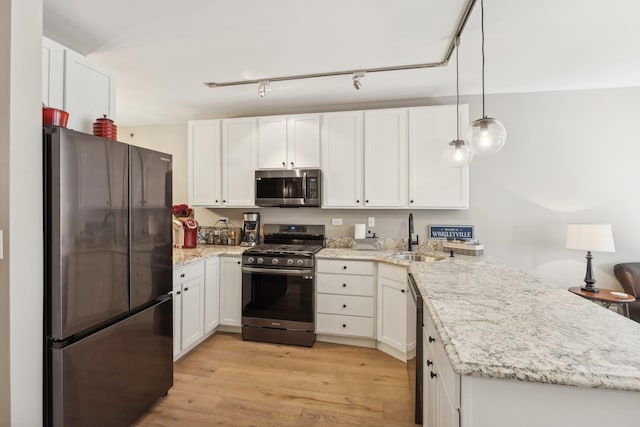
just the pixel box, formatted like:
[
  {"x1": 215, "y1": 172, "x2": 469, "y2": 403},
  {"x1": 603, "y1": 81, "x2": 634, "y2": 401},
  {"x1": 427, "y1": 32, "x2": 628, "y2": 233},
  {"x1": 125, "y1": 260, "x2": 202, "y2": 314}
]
[
  {"x1": 466, "y1": 0, "x2": 506, "y2": 156},
  {"x1": 444, "y1": 37, "x2": 474, "y2": 168}
]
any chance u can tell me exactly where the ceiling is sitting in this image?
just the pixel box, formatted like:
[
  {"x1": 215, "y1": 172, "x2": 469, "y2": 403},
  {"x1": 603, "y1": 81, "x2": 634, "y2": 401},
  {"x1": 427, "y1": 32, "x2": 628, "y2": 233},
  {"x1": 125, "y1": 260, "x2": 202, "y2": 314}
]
[{"x1": 43, "y1": 0, "x2": 640, "y2": 126}]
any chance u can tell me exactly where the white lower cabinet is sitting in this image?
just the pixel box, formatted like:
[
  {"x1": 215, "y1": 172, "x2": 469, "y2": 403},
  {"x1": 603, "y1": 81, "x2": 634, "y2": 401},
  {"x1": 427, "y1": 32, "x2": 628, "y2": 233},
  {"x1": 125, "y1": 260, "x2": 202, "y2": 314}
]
[
  {"x1": 377, "y1": 263, "x2": 410, "y2": 361},
  {"x1": 204, "y1": 257, "x2": 220, "y2": 333},
  {"x1": 423, "y1": 302, "x2": 460, "y2": 427},
  {"x1": 220, "y1": 256, "x2": 242, "y2": 327},
  {"x1": 173, "y1": 262, "x2": 205, "y2": 360},
  {"x1": 316, "y1": 260, "x2": 375, "y2": 339}
]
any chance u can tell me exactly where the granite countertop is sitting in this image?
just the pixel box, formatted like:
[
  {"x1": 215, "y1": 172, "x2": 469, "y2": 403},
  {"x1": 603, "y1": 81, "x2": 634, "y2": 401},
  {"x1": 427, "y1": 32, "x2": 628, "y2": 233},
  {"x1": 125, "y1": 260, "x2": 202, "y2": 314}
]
[
  {"x1": 173, "y1": 245, "x2": 245, "y2": 266},
  {"x1": 316, "y1": 248, "x2": 640, "y2": 392}
]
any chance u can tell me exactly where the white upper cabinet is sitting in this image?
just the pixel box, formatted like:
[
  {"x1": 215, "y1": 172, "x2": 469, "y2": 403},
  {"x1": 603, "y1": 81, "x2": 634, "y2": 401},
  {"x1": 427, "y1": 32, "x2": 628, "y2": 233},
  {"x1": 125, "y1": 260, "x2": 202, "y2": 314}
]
[
  {"x1": 364, "y1": 109, "x2": 408, "y2": 207},
  {"x1": 408, "y1": 105, "x2": 469, "y2": 209},
  {"x1": 64, "y1": 49, "x2": 116, "y2": 134},
  {"x1": 188, "y1": 120, "x2": 222, "y2": 206},
  {"x1": 222, "y1": 117, "x2": 257, "y2": 206},
  {"x1": 257, "y1": 114, "x2": 321, "y2": 169},
  {"x1": 42, "y1": 37, "x2": 64, "y2": 109},
  {"x1": 321, "y1": 111, "x2": 364, "y2": 208}
]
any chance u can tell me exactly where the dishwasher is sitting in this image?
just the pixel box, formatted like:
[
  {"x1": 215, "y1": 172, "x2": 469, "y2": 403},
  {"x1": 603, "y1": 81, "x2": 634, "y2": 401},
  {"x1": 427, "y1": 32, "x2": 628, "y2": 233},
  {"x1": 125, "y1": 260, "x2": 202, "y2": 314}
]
[{"x1": 407, "y1": 273, "x2": 423, "y2": 425}]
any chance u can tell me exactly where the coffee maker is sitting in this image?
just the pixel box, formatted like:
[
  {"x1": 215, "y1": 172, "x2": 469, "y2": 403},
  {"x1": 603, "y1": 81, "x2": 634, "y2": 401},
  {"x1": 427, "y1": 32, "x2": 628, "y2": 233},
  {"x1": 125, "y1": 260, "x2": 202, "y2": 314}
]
[{"x1": 241, "y1": 212, "x2": 260, "y2": 246}]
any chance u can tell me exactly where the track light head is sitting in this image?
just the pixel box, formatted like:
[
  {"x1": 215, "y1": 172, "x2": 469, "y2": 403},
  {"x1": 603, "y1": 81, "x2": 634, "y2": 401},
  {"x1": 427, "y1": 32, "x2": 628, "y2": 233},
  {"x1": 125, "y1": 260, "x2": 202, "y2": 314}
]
[
  {"x1": 258, "y1": 80, "x2": 269, "y2": 98},
  {"x1": 352, "y1": 72, "x2": 365, "y2": 90}
]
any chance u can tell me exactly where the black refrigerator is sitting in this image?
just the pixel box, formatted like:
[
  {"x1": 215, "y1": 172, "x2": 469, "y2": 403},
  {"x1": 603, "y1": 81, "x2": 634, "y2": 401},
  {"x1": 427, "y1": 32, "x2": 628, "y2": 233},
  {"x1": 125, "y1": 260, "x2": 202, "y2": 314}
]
[{"x1": 43, "y1": 126, "x2": 174, "y2": 427}]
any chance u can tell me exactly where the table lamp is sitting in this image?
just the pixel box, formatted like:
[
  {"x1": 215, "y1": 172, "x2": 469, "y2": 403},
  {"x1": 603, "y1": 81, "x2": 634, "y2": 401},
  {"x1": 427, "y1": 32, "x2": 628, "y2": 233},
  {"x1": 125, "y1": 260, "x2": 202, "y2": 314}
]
[{"x1": 566, "y1": 224, "x2": 615, "y2": 293}]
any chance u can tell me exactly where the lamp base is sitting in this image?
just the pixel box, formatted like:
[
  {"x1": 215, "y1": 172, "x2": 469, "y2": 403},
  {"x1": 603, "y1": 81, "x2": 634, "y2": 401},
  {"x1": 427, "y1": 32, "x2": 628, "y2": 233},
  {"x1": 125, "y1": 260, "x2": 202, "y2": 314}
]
[{"x1": 580, "y1": 285, "x2": 599, "y2": 293}]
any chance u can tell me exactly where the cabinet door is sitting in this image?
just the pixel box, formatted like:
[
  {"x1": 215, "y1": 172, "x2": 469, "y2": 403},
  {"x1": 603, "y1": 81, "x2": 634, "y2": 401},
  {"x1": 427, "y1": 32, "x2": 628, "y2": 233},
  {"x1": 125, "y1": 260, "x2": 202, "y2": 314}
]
[
  {"x1": 408, "y1": 105, "x2": 469, "y2": 209},
  {"x1": 321, "y1": 111, "x2": 364, "y2": 207},
  {"x1": 173, "y1": 286, "x2": 182, "y2": 359},
  {"x1": 204, "y1": 257, "x2": 220, "y2": 333},
  {"x1": 42, "y1": 37, "x2": 64, "y2": 109},
  {"x1": 437, "y1": 373, "x2": 460, "y2": 427},
  {"x1": 180, "y1": 276, "x2": 204, "y2": 350},
  {"x1": 287, "y1": 114, "x2": 321, "y2": 169},
  {"x1": 377, "y1": 277, "x2": 407, "y2": 353},
  {"x1": 222, "y1": 118, "x2": 257, "y2": 206},
  {"x1": 258, "y1": 116, "x2": 288, "y2": 169},
  {"x1": 188, "y1": 120, "x2": 222, "y2": 206},
  {"x1": 64, "y1": 49, "x2": 116, "y2": 134},
  {"x1": 364, "y1": 109, "x2": 408, "y2": 207},
  {"x1": 219, "y1": 256, "x2": 242, "y2": 326}
]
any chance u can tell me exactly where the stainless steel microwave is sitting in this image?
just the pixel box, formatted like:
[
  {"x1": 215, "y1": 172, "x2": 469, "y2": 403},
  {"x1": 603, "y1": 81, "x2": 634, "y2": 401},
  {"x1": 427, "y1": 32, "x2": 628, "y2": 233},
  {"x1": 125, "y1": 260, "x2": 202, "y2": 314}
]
[{"x1": 255, "y1": 169, "x2": 321, "y2": 207}]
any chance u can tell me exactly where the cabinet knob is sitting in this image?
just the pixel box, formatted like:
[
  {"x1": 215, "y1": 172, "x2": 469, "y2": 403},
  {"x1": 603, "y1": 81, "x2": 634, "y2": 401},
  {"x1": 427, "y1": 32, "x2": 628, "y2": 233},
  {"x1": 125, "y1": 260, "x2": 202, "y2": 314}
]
[
  {"x1": 215, "y1": 200, "x2": 219, "y2": 203},
  {"x1": 184, "y1": 287, "x2": 189, "y2": 291},
  {"x1": 365, "y1": 200, "x2": 369, "y2": 203},
  {"x1": 342, "y1": 304, "x2": 347, "y2": 308},
  {"x1": 180, "y1": 273, "x2": 185, "y2": 278},
  {"x1": 176, "y1": 291, "x2": 181, "y2": 295},
  {"x1": 356, "y1": 200, "x2": 360, "y2": 203},
  {"x1": 282, "y1": 162, "x2": 286, "y2": 167},
  {"x1": 342, "y1": 283, "x2": 347, "y2": 287},
  {"x1": 223, "y1": 200, "x2": 226, "y2": 203},
  {"x1": 427, "y1": 360, "x2": 433, "y2": 366},
  {"x1": 430, "y1": 371, "x2": 437, "y2": 379},
  {"x1": 401, "y1": 289, "x2": 405, "y2": 293},
  {"x1": 291, "y1": 162, "x2": 294, "y2": 167},
  {"x1": 237, "y1": 261, "x2": 241, "y2": 265},
  {"x1": 429, "y1": 336, "x2": 435, "y2": 343},
  {"x1": 410, "y1": 200, "x2": 414, "y2": 203},
  {"x1": 343, "y1": 266, "x2": 347, "y2": 270},
  {"x1": 342, "y1": 324, "x2": 347, "y2": 328}
]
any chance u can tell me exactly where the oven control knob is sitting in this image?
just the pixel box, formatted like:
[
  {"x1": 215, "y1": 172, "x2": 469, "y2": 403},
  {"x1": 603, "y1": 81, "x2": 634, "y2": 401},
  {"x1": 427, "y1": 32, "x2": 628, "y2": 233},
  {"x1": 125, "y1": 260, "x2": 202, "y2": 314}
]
[
  {"x1": 257, "y1": 258, "x2": 264, "y2": 264},
  {"x1": 272, "y1": 258, "x2": 279, "y2": 265},
  {"x1": 247, "y1": 257, "x2": 255, "y2": 264},
  {"x1": 296, "y1": 259, "x2": 305, "y2": 266},
  {"x1": 287, "y1": 259, "x2": 295, "y2": 266}
]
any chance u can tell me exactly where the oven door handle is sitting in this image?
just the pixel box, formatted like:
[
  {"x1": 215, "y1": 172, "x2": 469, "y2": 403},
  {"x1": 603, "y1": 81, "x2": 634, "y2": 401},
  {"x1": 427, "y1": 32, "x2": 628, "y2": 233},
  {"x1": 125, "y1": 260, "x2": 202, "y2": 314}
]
[{"x1": 242, "y1": 266, "x2": 314, "y2": 276}]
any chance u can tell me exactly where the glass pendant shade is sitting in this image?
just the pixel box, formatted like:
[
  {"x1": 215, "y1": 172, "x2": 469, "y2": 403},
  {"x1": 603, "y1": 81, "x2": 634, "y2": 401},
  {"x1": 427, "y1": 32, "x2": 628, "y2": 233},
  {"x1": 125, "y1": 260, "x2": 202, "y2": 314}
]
[
  {"x1": 444, "y1": 139, "x2": 474, "y2": 167},
  {"x1": 466, "y1": 117, "x2": 506, "y2": 156}
]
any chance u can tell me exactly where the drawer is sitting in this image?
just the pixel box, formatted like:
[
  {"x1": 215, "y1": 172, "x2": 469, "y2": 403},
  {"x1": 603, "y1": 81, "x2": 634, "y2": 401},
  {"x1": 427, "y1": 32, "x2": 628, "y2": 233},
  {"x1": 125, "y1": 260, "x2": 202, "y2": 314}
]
[
  {"x1": 378, "y1": 263, "x2": 407, "y2": 282},
  {"x1": 317, "y1": 259, "x2": 374, "y2": 275},
  {"x1": 317, "y1": 273, "x2": 375, "y2": 296},
  {"x1": 316, "y1": 313, "x2": 374, "y2": 338},
  {"x1": 317, "y1": 294, "x2": 374, "y2": 317},
  {"x1": 173, "y1": 261, "x2": 204, "y2": 284}
]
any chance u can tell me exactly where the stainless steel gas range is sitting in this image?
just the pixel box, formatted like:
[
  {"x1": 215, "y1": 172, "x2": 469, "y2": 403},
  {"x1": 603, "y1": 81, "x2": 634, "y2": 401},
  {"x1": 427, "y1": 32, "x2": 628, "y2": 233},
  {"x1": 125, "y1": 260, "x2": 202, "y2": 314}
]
[{"x1": 241, "y1": 224, "x2": 325, "y2": 347}]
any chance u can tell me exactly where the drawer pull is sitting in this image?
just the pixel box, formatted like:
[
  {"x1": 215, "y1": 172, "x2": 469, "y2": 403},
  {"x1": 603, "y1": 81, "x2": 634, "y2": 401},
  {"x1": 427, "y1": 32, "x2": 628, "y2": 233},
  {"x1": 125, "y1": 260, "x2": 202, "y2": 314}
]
[
  {"x1": 176, "y1": 291, "x2": 181, "y2": 295},
  {"x1": 427, "y1": 359, "x2": 433, "y2": 366},
  {"x1": 429, "y1": 336, "x2": 435, "y2": 343},
  {"x1": 430, "y1": 371, "x2": 437, "y2": 379},
  {"x1": 180, "y1": 273, "x2": 185, "y2": 278},
  {"x1": 342, "y1": 304, "x2": 347, "y2": 308},
  {"x1": 342, "y1": 283, "x2": 347, "y2": 287},
  {"x1": 342, "y1": 324, "x2": 347, "y2": 328},
  {"x1": 184, "y1": 287, "x2": 189, "y2": 291}
]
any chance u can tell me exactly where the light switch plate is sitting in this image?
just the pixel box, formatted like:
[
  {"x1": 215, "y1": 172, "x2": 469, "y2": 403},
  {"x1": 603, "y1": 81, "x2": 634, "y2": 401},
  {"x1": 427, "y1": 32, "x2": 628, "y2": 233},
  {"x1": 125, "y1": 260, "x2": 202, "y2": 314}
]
[
  {"x1": 368, "y1": 217, "x2": 375, "y2": 227},
  {"x1": 331, "y1": 218, "x2": 342, "y2": 226}
]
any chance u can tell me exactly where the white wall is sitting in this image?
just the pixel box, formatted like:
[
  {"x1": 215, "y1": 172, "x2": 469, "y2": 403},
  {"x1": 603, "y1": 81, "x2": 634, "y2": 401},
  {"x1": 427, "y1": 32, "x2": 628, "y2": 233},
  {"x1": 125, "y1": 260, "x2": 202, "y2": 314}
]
[
  {"x1": 0, "y1": 0, "x2": 44, "y2": 425},
  {"x1": 124, "y1": 87, "x2": 640, "y2": 291}
]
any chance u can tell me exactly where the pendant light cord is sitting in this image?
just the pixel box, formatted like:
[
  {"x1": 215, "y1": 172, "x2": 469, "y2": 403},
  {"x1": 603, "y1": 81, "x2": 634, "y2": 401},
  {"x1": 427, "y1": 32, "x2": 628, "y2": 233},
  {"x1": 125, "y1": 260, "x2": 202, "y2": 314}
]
[
  {"x1": 455, "y1": 37, "x2": 460, "y2": 140},
  {"x1": 481, "y1": 0, "x2": 486, "y2": 118}
]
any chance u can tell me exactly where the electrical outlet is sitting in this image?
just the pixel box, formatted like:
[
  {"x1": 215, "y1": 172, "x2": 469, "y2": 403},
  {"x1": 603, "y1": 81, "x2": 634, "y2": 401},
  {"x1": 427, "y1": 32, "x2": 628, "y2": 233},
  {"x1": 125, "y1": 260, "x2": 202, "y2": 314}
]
[
  {"x1": 368, "y1": 217, "x2": 375, "y2": 227},
  {"x1": 331, "y1": 218, "x2": 342, "y2": 226}
]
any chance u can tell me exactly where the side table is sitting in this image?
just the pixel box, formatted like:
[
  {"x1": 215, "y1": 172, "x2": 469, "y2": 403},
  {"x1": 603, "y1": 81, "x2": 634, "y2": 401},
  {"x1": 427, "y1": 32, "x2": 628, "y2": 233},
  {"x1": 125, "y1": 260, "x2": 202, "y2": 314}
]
[{"x1": 568, "y1": 287, "x2": 635, "y2": 318}]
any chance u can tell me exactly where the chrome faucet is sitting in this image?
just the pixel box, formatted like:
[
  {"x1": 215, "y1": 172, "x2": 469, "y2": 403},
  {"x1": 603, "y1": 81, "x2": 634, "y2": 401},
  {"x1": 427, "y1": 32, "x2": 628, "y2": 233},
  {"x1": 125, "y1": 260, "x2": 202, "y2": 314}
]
[{"x1": 408, "y1": 213, "x2": 419, "y2": 251}]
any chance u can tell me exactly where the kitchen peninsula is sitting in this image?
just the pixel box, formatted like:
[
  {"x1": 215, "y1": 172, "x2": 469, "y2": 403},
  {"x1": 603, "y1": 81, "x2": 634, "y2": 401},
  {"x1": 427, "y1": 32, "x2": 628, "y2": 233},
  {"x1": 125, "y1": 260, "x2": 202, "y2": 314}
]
[{"x1": 318, "y1": 248, "x2": 640, "y2": 426}]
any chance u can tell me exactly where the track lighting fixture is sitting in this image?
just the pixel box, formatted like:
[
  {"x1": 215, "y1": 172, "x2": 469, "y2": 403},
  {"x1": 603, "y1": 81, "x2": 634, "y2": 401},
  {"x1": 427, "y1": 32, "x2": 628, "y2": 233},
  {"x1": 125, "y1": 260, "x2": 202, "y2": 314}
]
[
  {"x1": 444, "y1": 37, "x2": 473, "y2": 167},
  {"x1": 204, "y1": 0, "x2": 477, "y2": 90},
  {"x1": 466, "y1": 0, "x2": 506, "y2": 156},
  {"x1": 352, "y1": 72, "x2": 365, "y2": 90},
  {"x1": 258, "y1": 80, "x2": 269, "y2": 98}
]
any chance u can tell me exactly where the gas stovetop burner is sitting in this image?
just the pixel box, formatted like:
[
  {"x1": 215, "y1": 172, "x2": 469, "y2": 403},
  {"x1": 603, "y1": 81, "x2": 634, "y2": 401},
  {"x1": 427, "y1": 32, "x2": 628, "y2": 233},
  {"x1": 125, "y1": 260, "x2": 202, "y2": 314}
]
[{"x1": 243, "y1": 244, "x2": 323, "y2": 257}]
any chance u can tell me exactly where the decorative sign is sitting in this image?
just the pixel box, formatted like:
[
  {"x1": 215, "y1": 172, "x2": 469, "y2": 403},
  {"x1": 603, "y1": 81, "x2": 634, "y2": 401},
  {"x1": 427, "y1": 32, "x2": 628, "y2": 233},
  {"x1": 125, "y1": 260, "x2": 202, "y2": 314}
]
[{"x1": 429, "y1": 225, "x2": 474, "y2": 240}]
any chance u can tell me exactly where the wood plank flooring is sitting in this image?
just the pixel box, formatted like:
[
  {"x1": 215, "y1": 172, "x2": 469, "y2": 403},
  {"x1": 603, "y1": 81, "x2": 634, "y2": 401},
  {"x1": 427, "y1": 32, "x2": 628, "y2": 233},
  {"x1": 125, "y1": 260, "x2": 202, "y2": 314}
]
[{"x1": 133, "y1": 333, "x2": 417, "y2": 426}]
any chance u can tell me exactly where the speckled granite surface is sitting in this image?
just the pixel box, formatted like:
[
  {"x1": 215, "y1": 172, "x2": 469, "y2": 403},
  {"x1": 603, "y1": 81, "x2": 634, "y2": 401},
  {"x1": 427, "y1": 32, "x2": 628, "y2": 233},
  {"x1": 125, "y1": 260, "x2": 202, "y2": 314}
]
[
  {"x1": 316, "y1": 248, "x2": 640, "y2": 392},
  {"x1": 173, "y1": 245, "x2": 244, "y2": 266}
]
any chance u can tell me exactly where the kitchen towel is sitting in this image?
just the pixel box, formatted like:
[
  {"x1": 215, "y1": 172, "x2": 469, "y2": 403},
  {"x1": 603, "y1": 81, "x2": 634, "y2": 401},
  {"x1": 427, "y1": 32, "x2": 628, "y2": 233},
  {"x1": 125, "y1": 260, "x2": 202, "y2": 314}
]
[{"x1": 354, "y1": 224, "x2": 366, "y2": 239}]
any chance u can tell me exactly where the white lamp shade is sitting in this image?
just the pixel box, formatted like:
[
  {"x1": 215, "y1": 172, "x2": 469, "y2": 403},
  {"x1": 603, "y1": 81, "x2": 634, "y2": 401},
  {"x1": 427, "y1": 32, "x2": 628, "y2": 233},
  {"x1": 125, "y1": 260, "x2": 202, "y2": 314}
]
[{"x1": 566, "y1": 224, "x2": 615, "y2": 252}]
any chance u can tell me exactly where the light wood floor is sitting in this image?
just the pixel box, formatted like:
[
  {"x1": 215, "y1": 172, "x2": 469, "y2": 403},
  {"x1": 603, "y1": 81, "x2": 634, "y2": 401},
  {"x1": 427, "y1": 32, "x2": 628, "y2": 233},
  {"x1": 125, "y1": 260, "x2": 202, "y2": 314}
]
[{"x1": 133, "y1": 333, "x2": 417, "y2": 426}]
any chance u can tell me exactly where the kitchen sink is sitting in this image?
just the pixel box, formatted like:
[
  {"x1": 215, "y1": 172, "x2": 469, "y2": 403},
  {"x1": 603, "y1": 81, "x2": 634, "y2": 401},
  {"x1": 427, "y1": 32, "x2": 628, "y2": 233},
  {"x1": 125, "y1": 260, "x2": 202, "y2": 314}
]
[{"x1": 390, "y1": 253, "x2": 443, "y2": 262}]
